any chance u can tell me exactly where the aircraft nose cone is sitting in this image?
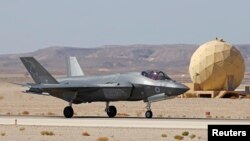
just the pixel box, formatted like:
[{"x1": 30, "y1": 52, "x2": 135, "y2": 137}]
[{"x1": 176, "y1": 83, "x2": 190, "y2": 94}]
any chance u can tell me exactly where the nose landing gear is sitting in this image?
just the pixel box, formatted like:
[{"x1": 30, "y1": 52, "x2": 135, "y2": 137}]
[{"x1": 145, "y1": 102, "x2": 153, "y2": 118}]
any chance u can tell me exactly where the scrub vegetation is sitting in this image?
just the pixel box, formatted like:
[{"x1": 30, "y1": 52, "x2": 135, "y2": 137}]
[
  {"x1": 116, "y1": 113, "x2": 130, "y2": 117},
  {"x1": 82, "y1": 131, "x2": 90, "y2": 136},
  {"x1": 174, "y1": 135, "x2": 184, "y2": 140},
  {"x1": 96, "y1": 136, "x2": 109, "y2": 141},
  {"x1": 161, "y1": 133, "x2": 167, "y2": 137},
  {"x1": 182, "y1": 131, "x2": 189, "y2": 136},
  {"x1": 19, "y1": 127, "x2": 25, "y2": 131},
  {"x1": 190, "y1": 134, "x2": 196, "y2": 139},
  {"x1": 47, "y1": 112, "x2": 55, "y2": 116},
  {"x1": 1, "y1": 132, "x2": 6, "y2": 136},
  {"x1": 22, "y1": 111, "x2": 29, "y2": 115},
  {"x1": 41, "y1": 131, "x2": 55, "y2": 136}
]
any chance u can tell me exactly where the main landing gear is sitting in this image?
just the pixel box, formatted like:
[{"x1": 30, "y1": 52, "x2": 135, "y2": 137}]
[
  {"x1": 62, "y1": 101, "x2": 152, "y2": 119},
  {"x1": 63, "y1": 102, "x2": 74, "y2": 118},
  {"x1": 105, "y1": 102, "x2": 117, "y2": 118},
  {"x1": 145, "y1": 102, "x2": 153, "y2": 118}
]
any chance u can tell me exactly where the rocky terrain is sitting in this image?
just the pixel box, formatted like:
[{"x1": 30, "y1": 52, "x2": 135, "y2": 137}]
[{"x1": 0, "y1": 44, "x2": 250, "y2": 76}]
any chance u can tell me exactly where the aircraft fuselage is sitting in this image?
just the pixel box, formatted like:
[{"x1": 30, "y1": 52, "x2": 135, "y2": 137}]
[{"x1": 49, "y1": 72, "x2": 188, "y2": 104}]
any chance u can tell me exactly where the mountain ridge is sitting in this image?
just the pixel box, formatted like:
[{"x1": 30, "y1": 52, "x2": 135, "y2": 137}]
[{"x1": 0, "y1": 44, "x2": 249, "y2": 76}]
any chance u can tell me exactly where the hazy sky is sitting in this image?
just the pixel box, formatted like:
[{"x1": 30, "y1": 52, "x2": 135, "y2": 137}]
[{"x1": 0, "y1": 0, "x2": 249, "y2": 54}]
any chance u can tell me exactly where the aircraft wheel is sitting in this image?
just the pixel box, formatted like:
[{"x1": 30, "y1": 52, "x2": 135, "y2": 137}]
[
  {"x1": 63, "y1": 106, "x2": 74, "y2": 118},
  {"x1": 107, "y1": 105, "x2": 117, "y2": 118},
  {"x1": 145, "y1": 110, "x2": 153, "y2": 118}
]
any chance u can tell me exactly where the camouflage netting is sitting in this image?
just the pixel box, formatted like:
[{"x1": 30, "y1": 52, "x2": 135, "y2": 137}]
[{"x1": 189, "y1": 39, "x2": 245, "y2": 91}]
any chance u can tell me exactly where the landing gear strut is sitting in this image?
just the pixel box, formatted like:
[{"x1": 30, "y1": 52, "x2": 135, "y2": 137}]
[
  {"x1": 63, "y1": 102, "x2": 74, "y2": 118},
  {"x1": 145, "y1": 102, "x2": 153, "y2": 118},
  {"x1": 105, "y1": 102, "x2": 117, "y2": 118}
]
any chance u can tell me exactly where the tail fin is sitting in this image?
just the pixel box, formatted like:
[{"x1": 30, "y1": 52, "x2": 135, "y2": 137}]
[
  {"x1": 20, "y1": 57, "x2": 58, "y2": 84},
  {"x1": 67, "y1": 56, "x2": 84, "y2": 77}
]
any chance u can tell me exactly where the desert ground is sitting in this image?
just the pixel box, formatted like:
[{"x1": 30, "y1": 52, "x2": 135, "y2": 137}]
[
  {"x1": 0, "y1": 79, "x2": 249, "y2": 119},
  {"x1": 0, "y1": 125, "x2": 206, "y2": 141},
  {"x1": 0, "y1": 75, "x2": 249, "y2": 141}
]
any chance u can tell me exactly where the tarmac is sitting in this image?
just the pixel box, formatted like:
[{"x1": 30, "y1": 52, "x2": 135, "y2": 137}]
[{"x1": 0, "y1": 116, "x2": 249, "y2": 129}]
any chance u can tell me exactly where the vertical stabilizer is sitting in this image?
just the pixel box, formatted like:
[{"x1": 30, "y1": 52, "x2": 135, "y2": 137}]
[
  {"x1": 20, "y1": 57, "x2": 58, "y2": 84},
  {"x1": 67, "y1": 57, "x2": 84, "y2": 77}
]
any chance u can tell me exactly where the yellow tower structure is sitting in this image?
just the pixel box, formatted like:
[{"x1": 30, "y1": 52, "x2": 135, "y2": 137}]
[{"x1": 189, "y1": 38, "x2": 245, "y2": 91}]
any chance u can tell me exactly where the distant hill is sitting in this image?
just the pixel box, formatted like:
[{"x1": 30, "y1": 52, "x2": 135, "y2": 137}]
[{"x1": 0, "y1": 44, "x2": 249, "y2": 76}]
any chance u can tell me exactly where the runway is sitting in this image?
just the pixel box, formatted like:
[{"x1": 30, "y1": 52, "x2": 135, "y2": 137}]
[{"x1": 0, "y1": 116, "x2": 249, "y2": 129}]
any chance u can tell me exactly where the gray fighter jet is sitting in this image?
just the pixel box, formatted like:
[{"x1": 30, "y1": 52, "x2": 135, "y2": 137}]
[{"x1": 20, "y1": 57, "x2": 189, "y2": 118}]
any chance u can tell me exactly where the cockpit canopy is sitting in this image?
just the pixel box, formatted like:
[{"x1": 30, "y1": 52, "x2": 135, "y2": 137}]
[{"x1": 141, "y1": 70, "x2": 171, "y2": 80}]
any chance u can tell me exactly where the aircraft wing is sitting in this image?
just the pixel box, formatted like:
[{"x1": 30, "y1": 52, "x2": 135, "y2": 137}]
[
  {"x1": 10, "y1": 82, "x2": 36, "y2": 88},
  {"x1": 27, "y1": 83, "x2": 132, "y2": 92}
]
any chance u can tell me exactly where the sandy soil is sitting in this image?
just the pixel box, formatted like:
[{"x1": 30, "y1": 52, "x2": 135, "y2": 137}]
[
  {"x1": 0, "y1": 76, "x2": 249, "y2": 140},
  {"x1": 0, "y1": 125, "x2": 206, "y2": 141}
]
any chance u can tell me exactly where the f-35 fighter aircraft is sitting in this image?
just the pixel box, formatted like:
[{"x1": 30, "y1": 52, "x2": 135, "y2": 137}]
[{"x1": 20, "y1": 57, "x2": 189, "y2": 118}]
